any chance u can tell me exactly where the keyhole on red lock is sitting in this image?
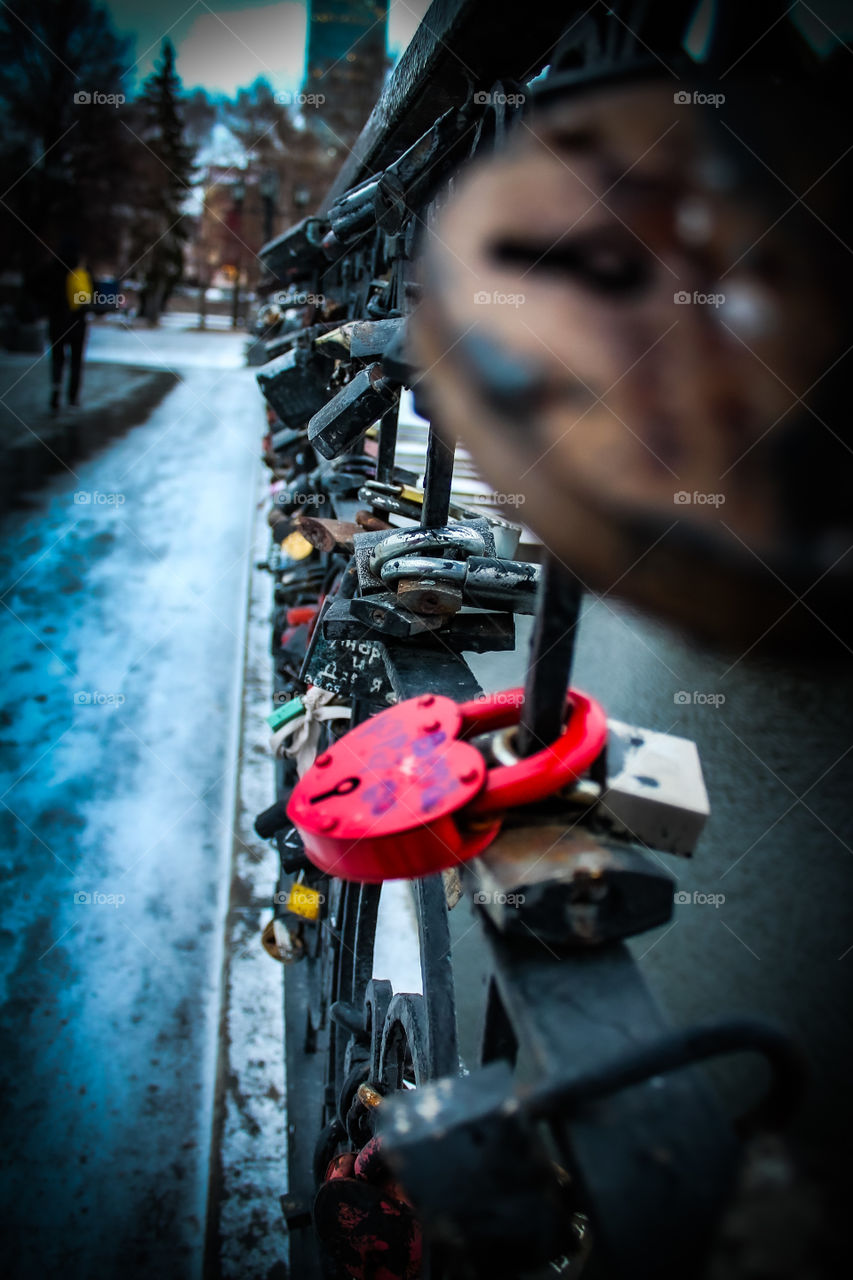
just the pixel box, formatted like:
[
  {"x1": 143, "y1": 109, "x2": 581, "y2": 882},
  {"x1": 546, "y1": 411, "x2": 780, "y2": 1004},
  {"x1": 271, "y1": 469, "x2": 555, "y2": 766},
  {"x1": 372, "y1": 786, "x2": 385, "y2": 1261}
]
[{"x1": 308, "y1": 775, "x2": 361, "y2": 804}]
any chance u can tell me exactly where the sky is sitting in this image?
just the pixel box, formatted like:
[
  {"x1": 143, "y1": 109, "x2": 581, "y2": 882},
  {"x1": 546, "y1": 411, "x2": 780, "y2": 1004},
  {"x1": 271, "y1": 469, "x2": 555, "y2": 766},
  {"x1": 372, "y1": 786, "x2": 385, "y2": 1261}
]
[{"x1": 104, "y1": 0, "x2": 431, "y2": 97}]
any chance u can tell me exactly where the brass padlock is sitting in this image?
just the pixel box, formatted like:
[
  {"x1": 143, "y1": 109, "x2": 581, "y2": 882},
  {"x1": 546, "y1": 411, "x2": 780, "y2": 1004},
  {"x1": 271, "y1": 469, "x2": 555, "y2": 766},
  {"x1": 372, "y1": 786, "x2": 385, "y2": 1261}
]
[{"x1": 261, "y1": 917, "x2": 305, "y2": 963}]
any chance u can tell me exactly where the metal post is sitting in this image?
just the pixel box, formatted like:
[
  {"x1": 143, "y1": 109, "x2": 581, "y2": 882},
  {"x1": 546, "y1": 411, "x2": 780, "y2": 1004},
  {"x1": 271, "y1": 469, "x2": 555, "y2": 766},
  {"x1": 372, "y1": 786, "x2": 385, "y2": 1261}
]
[
  {"x1": 263, "y1": 195, "x2": 275, "y2": 246},
  {"x1": 260, "y1": 167, "x2": 279, "y2": 246},
  {"x1": 421, "y1": 423, "x2": 454, "y2": 528},
  {"x1": 376, "y1": 402, "x2": 399, "y2": 485},
  {"x1": 515, "y1": 553, "x2": 582, "y2": 756},
  {"x1": 231, "y1": 171, "x2": 246, "y2": 330},
  {"x1": 231, "y1": 268, "x2": 241, "y2": 329}
]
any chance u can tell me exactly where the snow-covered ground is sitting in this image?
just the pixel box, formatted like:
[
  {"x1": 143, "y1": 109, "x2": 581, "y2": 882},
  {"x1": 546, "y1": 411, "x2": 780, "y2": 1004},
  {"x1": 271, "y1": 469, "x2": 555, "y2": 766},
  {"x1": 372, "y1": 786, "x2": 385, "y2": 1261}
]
[
  {"x1": 0, "y1": 323, "x2": 427, "y2": 1279},
  {"x1": 0, "y1": 329, "x2": 260, "y2": 1278},
  {"x1": 87, "y1": 317, "x2": 248, "y2": 369}
]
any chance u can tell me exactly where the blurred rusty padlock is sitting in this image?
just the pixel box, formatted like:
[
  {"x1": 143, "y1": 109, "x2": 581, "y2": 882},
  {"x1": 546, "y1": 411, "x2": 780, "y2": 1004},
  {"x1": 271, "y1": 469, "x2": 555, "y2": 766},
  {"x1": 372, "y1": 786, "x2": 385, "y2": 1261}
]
[
  {"x1": 411, "y1": 68, "x2": 853, "y2": 655},
  {"x1": 314, "y1": 1136, "x2": 421, "y2": 1280}
]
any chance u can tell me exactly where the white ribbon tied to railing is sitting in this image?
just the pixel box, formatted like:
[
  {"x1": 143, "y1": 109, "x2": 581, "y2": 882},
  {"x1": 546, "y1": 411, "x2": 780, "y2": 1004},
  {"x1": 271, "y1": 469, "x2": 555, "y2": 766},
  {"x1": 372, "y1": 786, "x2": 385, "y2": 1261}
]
[{"x1": 270, "y1": 684, "x2": 351, "y2": 776}]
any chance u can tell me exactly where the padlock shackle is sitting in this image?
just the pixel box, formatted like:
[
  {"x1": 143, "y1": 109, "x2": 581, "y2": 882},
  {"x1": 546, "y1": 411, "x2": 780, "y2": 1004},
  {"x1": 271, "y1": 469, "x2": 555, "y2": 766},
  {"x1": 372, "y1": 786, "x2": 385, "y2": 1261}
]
[
  {"x1": 459, "y1": 687, "x2": 607, "y2": 816},
  {"x1": 457, "y1": 688, "x2": 524, "y2": 738}
]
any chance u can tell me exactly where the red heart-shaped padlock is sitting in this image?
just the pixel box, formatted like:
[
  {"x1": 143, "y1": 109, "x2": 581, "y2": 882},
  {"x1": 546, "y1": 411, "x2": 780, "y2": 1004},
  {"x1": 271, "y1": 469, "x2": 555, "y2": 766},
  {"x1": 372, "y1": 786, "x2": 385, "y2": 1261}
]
[{"x1": 287, "y1": 688, "x2": 607, "y2": 881}]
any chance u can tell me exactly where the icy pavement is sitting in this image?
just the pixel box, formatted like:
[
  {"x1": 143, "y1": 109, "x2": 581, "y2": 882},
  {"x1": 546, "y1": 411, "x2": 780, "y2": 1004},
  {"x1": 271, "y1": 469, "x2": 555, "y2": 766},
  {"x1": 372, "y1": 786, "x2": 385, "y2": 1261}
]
[
  {"x1": 0, "y1": 329, "x2": 262, "y2": 1278},
  {"x1": 86, "y1": 317, "x2": 248, "y2": 370},
  {"x1": 0, "y1": 323, "x2": 428, "y2": 1280}
]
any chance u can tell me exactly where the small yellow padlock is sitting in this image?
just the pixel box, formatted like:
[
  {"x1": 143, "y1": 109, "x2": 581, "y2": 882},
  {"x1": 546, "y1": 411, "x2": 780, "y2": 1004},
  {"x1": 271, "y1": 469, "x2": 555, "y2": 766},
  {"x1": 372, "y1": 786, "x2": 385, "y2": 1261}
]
[
  {"x1": 280, "y1": 531, "x2": 315, "y2": 561},
  {"x1": 285, "y1": 883, "x2": 323, "y2": 922}
]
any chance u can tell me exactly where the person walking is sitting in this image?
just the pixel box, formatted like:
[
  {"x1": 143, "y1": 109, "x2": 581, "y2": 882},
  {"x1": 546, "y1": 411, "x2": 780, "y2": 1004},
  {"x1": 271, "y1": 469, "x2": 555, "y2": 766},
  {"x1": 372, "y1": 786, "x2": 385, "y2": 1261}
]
[{"x1": 44, "y1": 238, "x2": 93, "y2": 414}]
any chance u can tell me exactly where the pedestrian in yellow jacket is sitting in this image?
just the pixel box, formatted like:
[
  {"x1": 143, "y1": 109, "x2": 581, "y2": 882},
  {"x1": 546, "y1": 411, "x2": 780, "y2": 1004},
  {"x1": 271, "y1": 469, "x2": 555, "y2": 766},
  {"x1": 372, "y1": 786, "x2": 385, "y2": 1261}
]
[{"x1": 44, "y1": 237, "x2": 93, "y2": 413}]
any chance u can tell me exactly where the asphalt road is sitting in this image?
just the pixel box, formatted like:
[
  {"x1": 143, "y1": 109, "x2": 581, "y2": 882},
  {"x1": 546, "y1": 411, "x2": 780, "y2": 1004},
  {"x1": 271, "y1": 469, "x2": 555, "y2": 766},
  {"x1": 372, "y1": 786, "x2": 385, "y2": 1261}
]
[{"x1": 462, "y1": 596, "x2": 853, "y2": 1209}]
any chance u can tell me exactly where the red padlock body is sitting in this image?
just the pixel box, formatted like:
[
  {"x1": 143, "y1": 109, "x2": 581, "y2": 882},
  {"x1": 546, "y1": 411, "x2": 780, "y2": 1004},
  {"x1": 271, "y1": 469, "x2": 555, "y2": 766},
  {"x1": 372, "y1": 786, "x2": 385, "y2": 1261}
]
[
  {"x1": 287, "y1": 694, "x2": 500, "y2": 880},
  {"x1": 286, "y1": 605, "x2": 319, "y2": 627},
  {"x1": 288, "y1": 688, "x2": 607, "y2": 882}
]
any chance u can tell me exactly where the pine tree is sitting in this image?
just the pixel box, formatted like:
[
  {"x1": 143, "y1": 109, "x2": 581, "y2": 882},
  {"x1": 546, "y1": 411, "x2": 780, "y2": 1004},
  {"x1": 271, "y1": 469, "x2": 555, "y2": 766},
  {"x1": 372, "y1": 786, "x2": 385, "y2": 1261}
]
[
  {"x1": 0, "y1": 0, "x2": 132, "y2": 284},
  {"x1": 129, "y1": 39, "x2": 196, "y2": 324}
]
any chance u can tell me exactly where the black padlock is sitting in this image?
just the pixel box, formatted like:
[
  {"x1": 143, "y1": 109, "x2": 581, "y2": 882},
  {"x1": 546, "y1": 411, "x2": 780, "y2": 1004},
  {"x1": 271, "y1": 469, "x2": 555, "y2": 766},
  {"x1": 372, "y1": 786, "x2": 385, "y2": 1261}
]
[
  {"x1": 276, "y1": 825, "x2": 312, "y2": 875},
  {"x1": 256, "y1": 345, "x2": 330, "y2": 430},
  {"x1": 381, "y1": 1061, "x2": 571, "y2": 1272},
  {"x1": 258, "y1": 214, "x2": 328, "y2": 279},
  {"x1": 254, "y1": 797, "x2": 292, "y2": 841},
  {"x1": 308, "y1": 364, "x2": 399, "y2": 460}
]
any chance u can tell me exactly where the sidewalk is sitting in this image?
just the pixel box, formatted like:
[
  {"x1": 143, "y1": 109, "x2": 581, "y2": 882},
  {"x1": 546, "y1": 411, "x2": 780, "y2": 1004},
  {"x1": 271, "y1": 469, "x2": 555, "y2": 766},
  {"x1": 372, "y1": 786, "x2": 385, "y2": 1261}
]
[
  {"x1": 0, "y1": 348, "x2": 179, "y2": 513},
  {"x1": 0, "y1": 355, "x2": 261, "y2": 1279}
]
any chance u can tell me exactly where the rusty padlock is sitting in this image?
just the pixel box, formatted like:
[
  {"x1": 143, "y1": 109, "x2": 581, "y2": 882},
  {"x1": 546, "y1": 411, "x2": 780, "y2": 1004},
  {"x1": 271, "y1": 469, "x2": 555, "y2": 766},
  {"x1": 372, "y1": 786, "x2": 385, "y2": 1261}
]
[
  {"x1": 314, "y1": 1135, "x2": 421, "y2": 1280},
  {"x1": 287, "y1": 688, "x2": 607, "y2": 881}
]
